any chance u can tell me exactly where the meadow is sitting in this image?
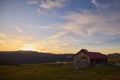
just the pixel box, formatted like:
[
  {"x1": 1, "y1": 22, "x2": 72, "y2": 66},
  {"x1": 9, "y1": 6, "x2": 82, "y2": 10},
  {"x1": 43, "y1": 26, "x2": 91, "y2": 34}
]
[
  {"x1": 108, "y1": 58, "x2": 120, "y2": 63},
  {"x1": 0, "y1": 63, "x2": 120, "y2": 80}
]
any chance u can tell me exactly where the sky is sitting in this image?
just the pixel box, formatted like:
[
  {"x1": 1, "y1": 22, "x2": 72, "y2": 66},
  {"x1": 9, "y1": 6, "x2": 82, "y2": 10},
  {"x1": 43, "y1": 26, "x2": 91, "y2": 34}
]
[{"x1": 0, "y1": 0, "x2": 120, "y2": 54}]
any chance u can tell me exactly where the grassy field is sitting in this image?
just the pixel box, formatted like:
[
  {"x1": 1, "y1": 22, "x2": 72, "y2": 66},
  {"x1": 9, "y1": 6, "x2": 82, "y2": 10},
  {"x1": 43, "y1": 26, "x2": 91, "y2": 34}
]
[
  {"x1": 108, "y1": 58, "x2": 120, "y2": 62},
  {"x1": 0, "y1": 63, "x2": 120, "y2": 80}
]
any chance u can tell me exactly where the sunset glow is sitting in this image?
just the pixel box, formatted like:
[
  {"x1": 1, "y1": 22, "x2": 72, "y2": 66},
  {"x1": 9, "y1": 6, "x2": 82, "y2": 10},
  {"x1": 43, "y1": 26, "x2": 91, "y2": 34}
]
[
  {"x1": 22, "y1": 45, "x2": 36, "y2": 51},
  {"x1": 0, "y1": 0, "x2": 120, "y2": 54}
]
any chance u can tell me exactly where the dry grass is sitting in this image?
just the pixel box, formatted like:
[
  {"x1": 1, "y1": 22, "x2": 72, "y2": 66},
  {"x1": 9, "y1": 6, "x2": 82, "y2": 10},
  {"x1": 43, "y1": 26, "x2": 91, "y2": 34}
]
[
  {"x1": 0, "y1": 63, "x2": 120, "y2": 80},
  {"x1": 108, "y1": 58, "x2": 120, "y2": 62}
]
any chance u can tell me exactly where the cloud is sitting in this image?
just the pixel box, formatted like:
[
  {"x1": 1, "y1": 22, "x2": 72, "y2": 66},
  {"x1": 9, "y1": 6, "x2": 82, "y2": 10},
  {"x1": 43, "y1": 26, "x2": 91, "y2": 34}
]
[
  {"x1": 26, "y1": 0, "x2": 38, "y2": 5},
  {"x1": 0, "y1": 33, "x2": 7, "y2": 40},
  {"x1": 39, "y1": 0, "x2": 68, "y2": 10},
  {"x1": 62, "y1": 12, "x2": 99, "y2": 37},
  {"x1": 51, "y1": 0, "x2": 119, "y2": 52},
  {"x1": 27, "y1": 0, "x2": 69, "y2": 15},
  {"x1": 14, "y1": 26, "x2": 24, "y2": 34},
  {"x1": 38, "y1": 26, "x2": 52, "y2": 29},
  {"x1": 91, "y1": 0, "x2": 98, "y2": 6},
  {"x1": 44, "y1": 0, "x2": 120, "y2": 48},
  {"x1": 45, "y1": 31, "x2": 67, "y2": 45},
  {"x1": 91, "y1": 0, "x2": 108, "y2": 9},
  {"x1": 48, "y1": 31, "x2": 68, "y2": 40},
  {"x1": 58, "y1": 45, "x2": 69, "y2": 48},
  {"x1": 0, "y1": 33, "x2": 21, "y2": 50},
  {"x1": 0, "y1": 44, "x2": 3, "y2": 46},
  {"x1": 0, "y1": 32, "x2": 38, "y2": 51},
  {"x1": 91, "y1": 0, "x2": 120, "y2": 10},
  {"x1": 61, "y1": 6, "x2": 120, "y2": 37},
  {"x1": 46, "y1": 31, "x2": 79, "y2": 48},
  {"x1": 28, "y1": 25, "x2": 55, "y2": 30},
  {"x1": 36, "y1": 9, "x2": 48, "y2": 15}
]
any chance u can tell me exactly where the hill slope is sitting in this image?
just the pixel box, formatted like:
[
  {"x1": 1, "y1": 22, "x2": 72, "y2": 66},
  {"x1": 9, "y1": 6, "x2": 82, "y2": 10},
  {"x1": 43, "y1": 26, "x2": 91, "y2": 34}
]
[{"x1": 0, "y1": 51, "x2": 73, "y2": 64}]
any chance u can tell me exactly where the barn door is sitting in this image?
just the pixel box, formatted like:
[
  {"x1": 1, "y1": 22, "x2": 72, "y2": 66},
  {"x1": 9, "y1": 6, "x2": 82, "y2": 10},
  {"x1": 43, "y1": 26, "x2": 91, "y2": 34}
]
[{"x1": 82, "y1": 57, "x2": 88, "y2": 67}]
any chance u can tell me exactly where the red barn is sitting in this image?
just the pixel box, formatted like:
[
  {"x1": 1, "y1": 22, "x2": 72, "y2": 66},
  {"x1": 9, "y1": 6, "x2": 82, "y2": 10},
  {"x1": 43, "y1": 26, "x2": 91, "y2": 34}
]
[{"x1": 73, "y1": 49, "x2": 107, "y2": 69}]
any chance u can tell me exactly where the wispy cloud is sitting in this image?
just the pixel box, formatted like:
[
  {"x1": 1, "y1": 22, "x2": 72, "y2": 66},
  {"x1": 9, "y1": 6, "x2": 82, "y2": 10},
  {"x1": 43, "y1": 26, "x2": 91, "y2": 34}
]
[
  {"x1": 62, "y1": 12, "x2": 100, "y2": 37},
  {"x1": 38, "y1": 26, "x2": 52, "y2": 29},
  {"x1": 14, "y1": 26, "x2": 24, "y2": 35},
  {"x1": 28, "y1": 25, "x2": 56, "y2": 30},
  {"x1": 61, "y1": 5, "x2": 120, "y2": 37},
  {"x1": 46, "y1": 31, "x2": 79, "y2": 49},
  {"x1": 39, "y1": 0, "x2": 68, "y2": 10},
  {"x1": 0, "y1": 33, "x2": 7, "y2": 40},
  {"x1": 0, "y1": 32, "x2": 37, "y2": 51},
  {"x1": 36, "y1": 9, "x2": 48, "y2": 15},
  {"x1": 42, "y1": 0, "x2": 120, "y2": 50},
  {"x1": 91, "y1": 0, "x2": 120, "y2": 10},
  {"x1": 26, "y1": 0, "x2": 38, "y2": 5},
  {"x1": 91, "y1": 0, "x2": 98, "y2": 6},
  {"x1": 48, "y1": 31, "x2": 68, "y2": 40},
  {"x1": 27, "y1": 0, "x2": 69, "y2": 15}
]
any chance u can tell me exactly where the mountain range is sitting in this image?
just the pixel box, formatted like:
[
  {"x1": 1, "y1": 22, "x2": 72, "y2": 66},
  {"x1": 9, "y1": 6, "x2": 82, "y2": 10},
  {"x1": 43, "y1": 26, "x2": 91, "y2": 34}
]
[{"x1": 0, "y1": 50, "x2": 73, "y2": 64}]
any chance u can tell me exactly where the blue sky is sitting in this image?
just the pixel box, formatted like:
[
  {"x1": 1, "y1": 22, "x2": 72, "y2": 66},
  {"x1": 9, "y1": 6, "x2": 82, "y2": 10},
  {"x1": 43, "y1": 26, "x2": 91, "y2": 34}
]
[{"x1": 0, "y1": 0, "x2": 120, "y2": 54}]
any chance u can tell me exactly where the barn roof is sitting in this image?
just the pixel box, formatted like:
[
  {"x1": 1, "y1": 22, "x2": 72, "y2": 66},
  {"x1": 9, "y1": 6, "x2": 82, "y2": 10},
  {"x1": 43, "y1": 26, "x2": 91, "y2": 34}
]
[
  {"x1": 84, "y1": 52, "x2": 107, "y2": 59},
  {"x1": 73, "y1": 49, "x2": 107, "y2": 59}
]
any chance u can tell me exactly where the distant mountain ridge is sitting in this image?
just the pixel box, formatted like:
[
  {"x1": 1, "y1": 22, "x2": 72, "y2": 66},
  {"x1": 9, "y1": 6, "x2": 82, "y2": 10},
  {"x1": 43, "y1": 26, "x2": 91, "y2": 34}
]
[{"x1": 0, "y1": 50, "x2": 73, "y2": 64}]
